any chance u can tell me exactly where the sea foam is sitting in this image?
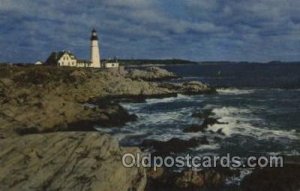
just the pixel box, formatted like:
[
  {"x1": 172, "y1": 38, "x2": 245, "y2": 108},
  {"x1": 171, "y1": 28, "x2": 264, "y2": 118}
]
[
  {"x1": 207, "y1": 106, "x2": 299, "y2": 141},
  {"x1": 217, "y1": 88, "x2": 256, "y2": 95}
]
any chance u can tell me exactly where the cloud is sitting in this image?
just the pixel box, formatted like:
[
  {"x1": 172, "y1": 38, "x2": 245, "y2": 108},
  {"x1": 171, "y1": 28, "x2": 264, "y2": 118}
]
[
  {"x1": 102, "y1": 0, "x2": 151, "y2": 8},
  {"x1": 0, "y1": 0, "x2": 300, "y2": 62}
]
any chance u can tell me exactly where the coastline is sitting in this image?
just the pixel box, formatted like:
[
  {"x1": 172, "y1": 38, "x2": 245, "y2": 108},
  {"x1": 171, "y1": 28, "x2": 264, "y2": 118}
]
[
  {"x1": 0, "y1": 65, "x2": 214, "y2": 190},
  {"x1": 1, "y1": 64, "x2": 299, "y2": 191}
]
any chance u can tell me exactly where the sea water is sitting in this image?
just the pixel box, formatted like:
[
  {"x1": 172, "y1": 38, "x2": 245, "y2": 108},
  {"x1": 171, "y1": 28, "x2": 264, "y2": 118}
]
[{"x1": 96, "y1": 63, "x2": 300, "y2": 187}]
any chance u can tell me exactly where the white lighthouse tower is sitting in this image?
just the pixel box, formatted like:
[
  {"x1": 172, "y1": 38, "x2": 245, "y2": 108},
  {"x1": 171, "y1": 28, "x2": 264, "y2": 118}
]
[{"x1": 90, "y1": 29, "x2": 101, "y2": 68}]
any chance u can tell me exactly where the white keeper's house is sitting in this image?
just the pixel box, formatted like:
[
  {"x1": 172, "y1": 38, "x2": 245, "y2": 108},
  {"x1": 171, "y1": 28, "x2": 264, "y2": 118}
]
[{"x1": 44, "y1": 29, "x2": 119, "y2": 68}]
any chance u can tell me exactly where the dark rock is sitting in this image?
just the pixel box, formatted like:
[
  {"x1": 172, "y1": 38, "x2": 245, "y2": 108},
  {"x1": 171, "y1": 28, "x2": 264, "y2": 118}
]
[
  {"x1": 146, "y1": 167, "x2": 237, "y2": 191},
  {"x1": 241, "y1": 164, "x2": 300, "y2": 191},
  {"x1": 141, "y1": 137, "x2": 209, "y2": 154},
  {"x1": 65, "y1": 106, "x2": 137, "y2": 131},
  {"x1": 213, "y1": 136, "x2": 222, "y2": 141},
  {"x1": 216, "y1": 128, "x2": 225, "y2": 136},
  {"x1": 183, "y1": 124, "x2": 206, "y2": 133},
  {"x1": 61, "y1": 120, "x2": 99, "y2": 132},
  {"x1": 15, "y1": 127, "x2": 40, "y2": 135},
  {"x1": 191, "y1": 109, "x2": 213, "y2": 119},
  {"x1": 116, "y1": 93, "x2": 178, "y2": 103},
  {"x1": 99, "y1": 104, "x2": 138, "y2": 127},
  {"x1": 203, "y1": 117, "x2": 224, "y2": 127}
]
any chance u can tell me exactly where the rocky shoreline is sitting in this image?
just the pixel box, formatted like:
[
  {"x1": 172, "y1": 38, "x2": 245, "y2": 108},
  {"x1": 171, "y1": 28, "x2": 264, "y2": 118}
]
[
  {"x1": 1, "y1": 65, "x2": 299, "y2": 191},
  {"x1": 0, "y1": 65, "x2": 216, "y2": 191}
]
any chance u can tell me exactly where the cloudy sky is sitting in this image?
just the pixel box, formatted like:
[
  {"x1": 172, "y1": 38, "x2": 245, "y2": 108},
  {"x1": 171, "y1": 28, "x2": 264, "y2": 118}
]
[{"x1": 1, "y1": 0, "x2": 300, "y2": 63}]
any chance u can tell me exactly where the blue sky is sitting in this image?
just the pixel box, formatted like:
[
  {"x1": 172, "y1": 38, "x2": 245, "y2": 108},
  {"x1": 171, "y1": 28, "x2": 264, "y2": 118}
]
[{"x1": 1, "y1": 0, "x2": 300, "y2": 63}]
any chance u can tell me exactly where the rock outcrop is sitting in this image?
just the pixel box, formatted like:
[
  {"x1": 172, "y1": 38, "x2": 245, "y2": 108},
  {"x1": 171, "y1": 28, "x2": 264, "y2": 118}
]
[
  {"x1": 159, "y1": 81, "x2": 216, "y2": 95},
  {"x1": 0, "y1": 65, "x2": 216, "y2": 191},
  {"x1": 127, "y1": 67, "x2": 178, "y2": 81},
  {"x1": 0, "y1": 66, "x2": 215, "y2": 137},
  {"x1": 0, "y1": 132, "x2": 146, "y2": 191}
]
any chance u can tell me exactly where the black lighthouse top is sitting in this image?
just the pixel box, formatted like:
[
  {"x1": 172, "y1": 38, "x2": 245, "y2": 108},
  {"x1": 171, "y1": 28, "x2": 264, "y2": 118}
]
[{"x1": 91, "y1": 29, "x2": 98, "y2": 41}]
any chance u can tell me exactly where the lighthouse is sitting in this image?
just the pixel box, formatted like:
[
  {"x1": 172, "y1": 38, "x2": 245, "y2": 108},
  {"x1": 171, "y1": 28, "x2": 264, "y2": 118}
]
[{"x1": 90, "y1": 29, "x2": 101, "y2": 68}]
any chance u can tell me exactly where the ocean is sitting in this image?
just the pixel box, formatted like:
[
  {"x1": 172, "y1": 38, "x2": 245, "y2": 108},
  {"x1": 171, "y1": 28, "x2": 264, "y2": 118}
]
[{"x1": 96, "y1": 63, "x2": 300, "y2": 186}]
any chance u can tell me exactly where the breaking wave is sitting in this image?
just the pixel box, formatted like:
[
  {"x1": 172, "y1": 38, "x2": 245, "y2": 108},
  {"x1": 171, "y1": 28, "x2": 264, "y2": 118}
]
[
  {"x1": 217, "y1": 88, "x2": 256, "y2": 95},
  {"x1": 145, "y1": 94, "x2": 193, "y2": 104},
  {"x1": 207, "y1": 106, "x2": 299, "y2": 141}
]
